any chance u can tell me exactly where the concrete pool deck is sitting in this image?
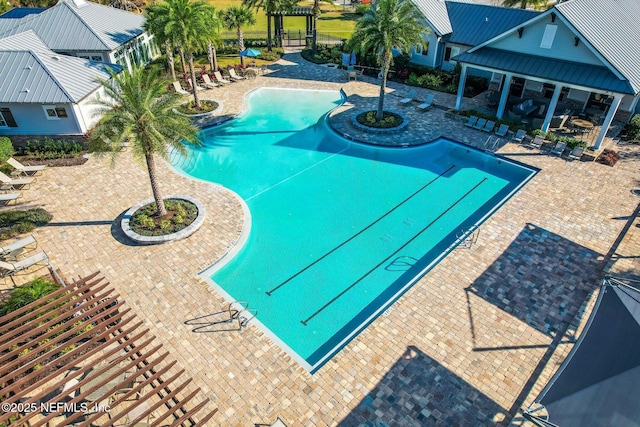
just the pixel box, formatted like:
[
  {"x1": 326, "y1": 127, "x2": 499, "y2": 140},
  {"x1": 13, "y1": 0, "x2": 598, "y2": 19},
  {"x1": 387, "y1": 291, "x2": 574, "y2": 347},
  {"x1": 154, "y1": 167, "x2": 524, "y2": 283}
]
[{"x1": 4, "y1": 51, "x2": 640, "y2": 426}]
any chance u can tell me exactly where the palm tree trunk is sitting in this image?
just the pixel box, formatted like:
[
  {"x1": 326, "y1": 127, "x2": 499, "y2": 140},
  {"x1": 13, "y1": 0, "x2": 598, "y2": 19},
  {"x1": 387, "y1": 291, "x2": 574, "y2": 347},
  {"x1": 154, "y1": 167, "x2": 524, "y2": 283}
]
[
  {"x1": 179, "y1": 47, "x2": 187, "y2": 75},
  {"x1": 312, "y1": 1, "x2": 318, "y2": 53},
  {"x1": 207, "y1": 43, "x2": 219, "y2": 72},
  {"x1": 377, "y1": 51, "x2": 391, "y2": 120},
  {"x1": 238, "y1": 27, "x2": 245, "y2": 66},
  {"x1": 145, "y1": 153, "x2": 167, "y2": 217},
  {"x1": 165, "y1": 41, "x2": 176, "y2": 81},
  {"x1": 187, "y1": 52, "x2": 201, "y2": 109},
  {"x1": 267, "y1": 12, "x2": 272, "y2": 52}
]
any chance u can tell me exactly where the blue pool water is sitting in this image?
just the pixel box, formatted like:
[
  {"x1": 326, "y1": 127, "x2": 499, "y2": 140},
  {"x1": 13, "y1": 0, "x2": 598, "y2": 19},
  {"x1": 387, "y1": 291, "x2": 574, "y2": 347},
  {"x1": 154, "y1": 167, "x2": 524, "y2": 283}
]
[{"x1": 174, "y1": 88, "x2": 536, "y2": 372}]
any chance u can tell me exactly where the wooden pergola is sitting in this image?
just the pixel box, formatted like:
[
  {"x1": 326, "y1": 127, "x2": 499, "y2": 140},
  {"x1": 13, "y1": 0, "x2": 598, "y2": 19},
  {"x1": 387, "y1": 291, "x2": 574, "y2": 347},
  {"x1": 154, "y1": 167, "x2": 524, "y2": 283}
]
[{"x1": 0, "y1": 272, "x2": 217, "y2": 426}]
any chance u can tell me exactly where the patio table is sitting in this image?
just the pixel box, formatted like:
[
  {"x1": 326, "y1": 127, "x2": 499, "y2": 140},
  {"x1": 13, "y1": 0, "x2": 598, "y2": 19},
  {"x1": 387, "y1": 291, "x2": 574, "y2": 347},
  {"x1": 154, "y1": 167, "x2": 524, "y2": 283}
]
[{"x1": 570, "y1": 118, "x2": 594, "y2": 134}]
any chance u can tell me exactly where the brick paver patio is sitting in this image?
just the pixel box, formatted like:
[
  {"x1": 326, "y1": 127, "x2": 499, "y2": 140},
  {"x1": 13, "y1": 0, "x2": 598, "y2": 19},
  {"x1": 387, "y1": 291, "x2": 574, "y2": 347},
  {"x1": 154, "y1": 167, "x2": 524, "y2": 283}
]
[{"x1": 3, "y1": 52, "x2": 640, "y2": 426}]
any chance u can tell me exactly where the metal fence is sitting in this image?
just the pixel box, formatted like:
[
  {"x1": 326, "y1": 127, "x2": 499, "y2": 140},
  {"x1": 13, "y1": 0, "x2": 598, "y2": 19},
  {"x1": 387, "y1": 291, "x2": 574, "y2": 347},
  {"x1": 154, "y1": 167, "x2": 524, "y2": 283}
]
[{"x1": 221, "y1": 31, "x2": 346, "y2": 48}]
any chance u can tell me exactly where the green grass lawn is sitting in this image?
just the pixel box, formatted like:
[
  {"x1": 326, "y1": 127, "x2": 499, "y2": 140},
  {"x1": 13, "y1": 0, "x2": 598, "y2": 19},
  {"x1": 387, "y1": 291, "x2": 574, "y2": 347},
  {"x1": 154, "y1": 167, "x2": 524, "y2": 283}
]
[{"x1": 208, "y1": 0, "x2": 357, "y2": 39}]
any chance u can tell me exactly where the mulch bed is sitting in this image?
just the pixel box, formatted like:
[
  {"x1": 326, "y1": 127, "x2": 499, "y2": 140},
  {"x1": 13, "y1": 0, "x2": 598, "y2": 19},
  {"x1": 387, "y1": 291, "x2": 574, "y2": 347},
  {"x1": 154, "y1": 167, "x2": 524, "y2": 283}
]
[{"x1": 17, "y1": 153, "x2": 89, "y2": 167}]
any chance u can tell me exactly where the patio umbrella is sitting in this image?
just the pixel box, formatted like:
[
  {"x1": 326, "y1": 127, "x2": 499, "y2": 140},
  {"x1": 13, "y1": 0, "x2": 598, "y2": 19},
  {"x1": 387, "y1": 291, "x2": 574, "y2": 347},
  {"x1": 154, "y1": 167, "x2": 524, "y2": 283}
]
[{"x1": 240, "y1": 48, "x2": 262, "y2": 57}]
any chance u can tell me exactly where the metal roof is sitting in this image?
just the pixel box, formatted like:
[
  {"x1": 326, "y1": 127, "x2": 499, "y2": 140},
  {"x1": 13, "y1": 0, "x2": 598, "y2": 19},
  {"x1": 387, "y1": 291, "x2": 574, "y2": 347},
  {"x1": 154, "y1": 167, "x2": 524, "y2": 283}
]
[
  {"x1": 453, "y1": 47, "x2": 634, "y2": 94},
  {"x1": 0, "y1": 0, "x2": 144, "y2": 52},
  {"x1": 556, "y1": 0, "x2": 640, "y2": 94},
  {"x1": 411, "y1": 0, "x2": 452, "y2": 37},
  {"x1": 445, "y1": 2, "x2": 540, "y2": 46},
  {"x1": 0, "y1": 30, "x2": 119, "y2": 104}
]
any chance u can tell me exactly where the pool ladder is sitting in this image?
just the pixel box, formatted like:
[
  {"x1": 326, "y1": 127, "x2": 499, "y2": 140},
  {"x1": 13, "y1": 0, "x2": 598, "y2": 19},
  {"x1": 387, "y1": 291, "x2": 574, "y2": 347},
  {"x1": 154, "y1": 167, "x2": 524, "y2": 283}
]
[{"x1": 228, "y1": 301, "x2": 258, "y2": 331}]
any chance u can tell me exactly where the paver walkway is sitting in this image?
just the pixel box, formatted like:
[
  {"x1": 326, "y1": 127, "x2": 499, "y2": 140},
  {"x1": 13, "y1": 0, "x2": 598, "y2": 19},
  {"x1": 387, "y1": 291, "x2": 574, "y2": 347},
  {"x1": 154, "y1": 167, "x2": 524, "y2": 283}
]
[{"x1": 4, "y1": 52, "x2": 640, "y2": 426}]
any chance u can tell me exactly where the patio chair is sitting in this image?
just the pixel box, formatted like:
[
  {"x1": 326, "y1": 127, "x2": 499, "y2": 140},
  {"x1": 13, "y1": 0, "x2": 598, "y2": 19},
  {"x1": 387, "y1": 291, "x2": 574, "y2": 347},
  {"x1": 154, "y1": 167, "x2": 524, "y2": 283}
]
[
  {"x1": 171, "y1": 81, "x2": 190, "y2": 95},
  {"x1": 398, "y1": 89, "x2": 417, "y2": 105},
  {"x1": 7, "y1": 157, "x2": 46, "y2": 176},
  {"x1": 481, "y1": 120, "x2": 495, "y2": 133},
  {"x1": 0, "y1": 250, "x2": 48, "y2": 278},
  {"x1": 568, "y1": 146, "x2": 584, "y2": 160},
  {"x1": 473, "y1": 118, "x2": 487, "y2": 131},
  {"x1": 228, "y1": 68, "x2": 245, "y2": 81},
  {"x1": 551, "y1": 141, "x2": 567, "y2": 156},
  {"x1": 0, "y1": 171, "x2": 34, "y2": 190},
  {"x1": 464, "y1": 115, "x2": 478, "y2": 128},
  {"x1": 184, "y1": 79, "x2": 204, "y2": 92},
  {"x1": 495, "y1": 124, "x2": 509, "y2": 137},
  {"x1": 511, "y1": 129, "x2": 527, "y2": 143},
  {"x1": 416, "y1": 93, "x2": 435, "y2": 111},
  {"x1": 213, "y1": 71, "x2": 231, "y2": 85},
  {"x1": 201, "y1": 74, "x2": 218, "y2": 89},
  {"x1": 527, "y1": 134, "x2": 545, "y2": 149},
  {"x1": 0, "y1": 235, "x2": 37, "y2": 259},
  {"x1": 0, "y1": 192, "x2": 21, "y2": 205}
]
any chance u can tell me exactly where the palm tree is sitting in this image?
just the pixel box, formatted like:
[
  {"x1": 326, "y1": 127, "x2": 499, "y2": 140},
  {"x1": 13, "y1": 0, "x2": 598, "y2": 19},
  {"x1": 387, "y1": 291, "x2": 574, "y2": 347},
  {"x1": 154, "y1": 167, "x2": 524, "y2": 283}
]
[
  {"x1": 204, "y1": 7, "x2": 223, "y2": 72},
  {"x1": 89, "y1": 67, "x2": 200, "y2": 218},
  {"x1": 348, "y1": 0, "x2": 427, "y2": 120},
  {"x1": 144, "y1": 0, "x2": 215, "y2": 109},
  {"x1": 223, "y1": 6, "x2": 257, "y2": 66},
  {"x1": 242, "y1": 0, "x2": 294, "y2": 51},
  {"x1": 502, "y1": 0, "x2": 546, "y2": 9}
]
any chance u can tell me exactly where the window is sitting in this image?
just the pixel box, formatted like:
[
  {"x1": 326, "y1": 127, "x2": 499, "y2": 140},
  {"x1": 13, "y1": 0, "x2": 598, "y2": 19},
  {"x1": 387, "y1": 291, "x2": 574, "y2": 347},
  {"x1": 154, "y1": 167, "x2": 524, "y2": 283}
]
[
  {"x1": 0, "y1": 108, "x2": 17, "y2": 127},
  {"x1": 444, "y1": 46, "x2": 460, "y2": 62},
  {"x1": 414, "y1": 44, "x2": 423, "y2": 55},
  {"x1": 540, "y1": 24, "x2": 557, "y2": 49},
  {"x1": 43, "y1": 106, "x2": 68, "y2": 120}
]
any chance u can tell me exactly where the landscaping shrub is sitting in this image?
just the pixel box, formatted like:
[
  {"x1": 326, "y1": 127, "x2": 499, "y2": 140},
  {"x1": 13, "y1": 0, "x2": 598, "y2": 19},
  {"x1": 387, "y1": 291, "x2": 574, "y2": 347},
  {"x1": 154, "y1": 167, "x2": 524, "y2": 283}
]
[
  {"x1": 356, "y1": 111, "x2": 404, "y2": 129},
  {"x1": 15, "y1": 137, "x2": 82, "y2": 160},
  {"x1": 0, "y1": 136, "x2": 14, "y2": 162},
  {"x1": 0, "y1": 278, "x2": 60, "y2": 316},
  {"x1": 130, "y1": 199, "x2": 197, "y2": 236},
  {"x1": 355, "y1": 3, "x2": 370, "y2": 14},
  {"x1": 622, "y1": 114, "x2": 640, "y2": 141},
  {"x1": 0, "y1": 208, "x2": 53, "y2": 241},
  {"x1": 257, "y1": 49, "x2": 282, "y2": 61},
  {"x1": 301, "y1": 46, "x2": 343, "y2": 64},
  {"x1": 597, "y1": 149, "x2": 620, "y2": 166}
]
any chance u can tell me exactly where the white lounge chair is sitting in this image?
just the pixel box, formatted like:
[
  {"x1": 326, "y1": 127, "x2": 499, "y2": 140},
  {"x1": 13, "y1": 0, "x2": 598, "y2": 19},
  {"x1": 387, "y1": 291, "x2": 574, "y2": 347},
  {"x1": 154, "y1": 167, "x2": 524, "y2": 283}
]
[
  {"x1": 464, "y1": 115, "x2": 478, "y2": 128},
  {"x1": 416, "y1": 93, "x2": 435, "y2": 110},
  {"x1": 228, "y1": 68, "x2": 245, "y2": 81},
  {"x1": 512, "y1": 129, "x2": 527, "y2": 143},
  {"x1": 551, "y1": 141, "x2": 567, "y2": 156},
  {"x1": 0, "y1": 251, "x2": 48, "y2": 278},
  {"x1": 481, "y1": 120, "x2": 495, "y2": 133},
  {"x1": 201, "y1": 74, "x2": 218, "y2": 89},
  {"x1": 0, "y1": 171, "x2": 34, "y2": 190},
  {"x1": 185, "y1": 79, "x2": 205, "y2": 91},
  {"x1": 495, "y1": 124, "x2": 509, "y2": 137},
  {"x1": 0, "y1": 193, "x2": 21, "y2": 205},
  {"x1": 0, "y1": 235, "x2": 36, "y2": 258},
  {"x1": 7, "y1": 158, "x2": 46, "y2": 176},
  {"x1": 171, "y1": 81, "x2": 190, "y2": 95},
  {"x1": 473, "y1": 118, "x2": 487, "y2": 130},
  {"x1": 568, "y1": 146, "x2": 584, "y2": 160},
  {"x1": 398, "y1": 89, "x2": 417, "y2": 105},
  {"x1": 213, "y1": 71, "x2": 231, "y2": 85}
]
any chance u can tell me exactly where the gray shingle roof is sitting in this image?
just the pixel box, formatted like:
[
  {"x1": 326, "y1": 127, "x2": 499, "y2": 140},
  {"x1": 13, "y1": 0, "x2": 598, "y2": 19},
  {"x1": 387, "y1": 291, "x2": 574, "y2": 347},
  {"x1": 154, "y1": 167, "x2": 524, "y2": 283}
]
[
  {"x1": 556, "y1": 0, "x2": 640, "y2": 94},
  {"x1": 0, "y1": 0, "x2": 144, "y2": 52},
  {"x1": 411, "y1": 0, "x2": 452, "y2": 37},
  {"x1": 445, "y1": 2, "x2": 541, "y2": 46},
  {"x1": 0, "y1": 30, "x2": 119, "y2": 103},
  {"x1": 454, "y1": 47, "x2": 634, "y2": 94}
]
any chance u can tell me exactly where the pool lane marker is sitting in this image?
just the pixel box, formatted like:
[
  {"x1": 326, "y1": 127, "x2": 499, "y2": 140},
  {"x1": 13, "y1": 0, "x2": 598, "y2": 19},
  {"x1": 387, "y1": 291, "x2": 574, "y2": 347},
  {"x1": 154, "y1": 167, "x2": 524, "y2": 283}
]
[
  {"x1": 265, "y1": 164, "x2": 457, "y2": 297},
  {"x1": 300, "y1": 177, "x2": 487, "y2": 326}
]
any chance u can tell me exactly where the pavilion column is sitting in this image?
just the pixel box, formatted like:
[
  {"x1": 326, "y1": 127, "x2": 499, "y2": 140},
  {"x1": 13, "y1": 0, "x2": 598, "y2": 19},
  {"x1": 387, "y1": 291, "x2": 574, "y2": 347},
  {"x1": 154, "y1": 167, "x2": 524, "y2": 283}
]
[
  {"x1": 593, "y1": 94, "x2": 622, "y2": 149},
  {"x1": 541, "y1": 84, "x2": 563, "y2": 132},
  {"x1": 496, "y1": 73, "x2": 512, "y2": 120},
  {"x1": 455, "y1": 64, "x2": 468, "y2": 110}
]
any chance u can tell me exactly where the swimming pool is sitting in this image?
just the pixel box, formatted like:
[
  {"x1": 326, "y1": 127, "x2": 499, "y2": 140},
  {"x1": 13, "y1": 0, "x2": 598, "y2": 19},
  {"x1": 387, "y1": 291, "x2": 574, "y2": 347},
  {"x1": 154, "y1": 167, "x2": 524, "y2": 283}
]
[{"x1": 174, "y1": 88, "x2": 536, "y2": 372}]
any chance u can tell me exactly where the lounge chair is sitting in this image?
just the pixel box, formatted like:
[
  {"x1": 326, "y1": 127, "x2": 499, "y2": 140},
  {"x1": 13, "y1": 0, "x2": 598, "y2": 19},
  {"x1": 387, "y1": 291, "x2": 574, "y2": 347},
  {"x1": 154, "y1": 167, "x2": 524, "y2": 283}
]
[
  {"x1": 512, "y1": 129, "x2": 527, "y2": 143},
  {"x1": 495, "y1": 124, "x2": 509, "y2": 137},
  {"x1": 201, "y1": 74, "x2": 218, "y2": 89},
  {"x1": 398, "y1": 89, "x2": 417, "y2": 105},
  {"x1": 213, "y1": 71, "x2": 231, "y2": 85},
  {"x1": 184, "y1": 79, "x2": 204, "y2": 92},
  {"x1": 0, "y1": 171, "x2": 34, "y2": 190},
  {"x1": 464, "y1": 115, "x2": 478, "y2": 128},
  {"x1": 568, "y1": 146, "x2": 584, "y2": 160},
  {"x1": 0, "y1": 235, "x2": 36, "y2": 258},
  {"x1": 481, "y1": 120, "x2": 495, "y2": 133},
  {"x1": 551, "y1": 142, "x2": 567, "y2": 156},
  {"x1": 527, "y1": 134, "x2": 545, "y2": 149},
  {"x1": 7, "y1": 158, "x2": 46, "y2": 176},
  {"x1": 171, "y1": 81, "x2": 190, "y2": 95},
  {"x1": 0, "y1": 193, "x2": 21, "y2": 205},
  {"x1": 473, "y1": 118, "x2": 487, "y2": 130},
  {"x1": 416, "y1": 93, "x2": 435, "y2": 110},
  {"x1": 0, "y1": 251, "x2": 48, "y2": 278},
  {"x1": 228, "y1": 68, "x2": 245, "y2": 81}
]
